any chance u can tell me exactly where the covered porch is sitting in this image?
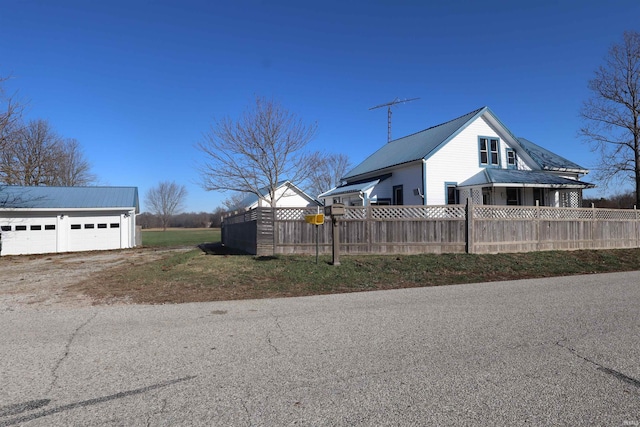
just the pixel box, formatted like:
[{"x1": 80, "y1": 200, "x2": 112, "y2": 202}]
[{"x1": 457, "y1": 169, "x2": 595, "y2": 208}]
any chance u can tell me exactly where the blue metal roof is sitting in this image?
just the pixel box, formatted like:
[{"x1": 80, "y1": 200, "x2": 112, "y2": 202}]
[
  {"x1": 343, "y1": 107, "x2": 486, "y2": 179},
  {"x1": 0, "y1": 186, "x2": 139, "y2": 210},
  {"x1": 459, "y1": 169, "x2": 594, "y2": 188},
  {"x1": 343, "y1": 106, "x2": 590, "y2": 181},
  {"x1": 517, "y1": 138, "x2": 588, "y2": 172}
]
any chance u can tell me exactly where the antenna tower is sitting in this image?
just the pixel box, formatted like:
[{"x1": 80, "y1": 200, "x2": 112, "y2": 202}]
[{"x1": 369, "y1": 97, "x2": 420, "y2": 143}]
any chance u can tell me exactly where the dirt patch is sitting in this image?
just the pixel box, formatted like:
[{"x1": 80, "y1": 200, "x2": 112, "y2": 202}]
[{"x1": 0, "y1": 247, "x2": 190, "y2": 310}]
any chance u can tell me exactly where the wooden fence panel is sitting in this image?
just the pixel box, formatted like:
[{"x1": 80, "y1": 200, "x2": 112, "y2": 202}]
[
  {"x1": 222, "y1": 221, "x2": 257, "y2": 254},
  {"x1": 223, "y1": 204, "x2": 640, "y2": 256}
]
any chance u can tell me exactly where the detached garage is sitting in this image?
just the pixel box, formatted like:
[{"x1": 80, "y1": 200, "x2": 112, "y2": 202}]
[{"x1": 0, "y1": 186, "x2": 139, "y2": 256}]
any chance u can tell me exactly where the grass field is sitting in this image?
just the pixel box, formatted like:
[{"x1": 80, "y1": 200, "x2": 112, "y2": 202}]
[
  {"x1": 73, "y1": 245, "x2": 640, "y2": 305},
  {"x1": 141, "y1": 228, "x2": 221, "y2": 247}
]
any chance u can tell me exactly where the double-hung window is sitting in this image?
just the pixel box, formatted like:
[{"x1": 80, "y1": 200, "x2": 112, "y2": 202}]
[
  {"x1": 479, "y1": 137, "x2": 500, "y2": 167},
  {"x1": 506, "y1": 148, "x2": 516, "y2": 169}
]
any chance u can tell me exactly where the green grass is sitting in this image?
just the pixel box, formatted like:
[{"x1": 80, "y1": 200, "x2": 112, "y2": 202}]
[
  {"x1": 141, "y1": 228, "x2": 221, "y2": 247},
  {"x1": 73, "y1": 247, "x2": 640, "y2": 305}
]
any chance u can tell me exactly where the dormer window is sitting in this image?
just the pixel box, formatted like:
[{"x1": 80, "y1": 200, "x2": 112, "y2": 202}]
[{"x1": 479, "y1": 137, "x2": 500, "y2": 167}]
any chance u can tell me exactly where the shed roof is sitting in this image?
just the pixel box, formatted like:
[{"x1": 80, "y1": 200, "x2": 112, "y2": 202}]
[
  {"x1": 458, "y1": 169, "x2": 594, "y2": 189},
  {"x1": 319, "y1": 179, "x2": 381, "y2": 198},
  {"x1": 0, "y1": 186, "x2": 139, "y2": 210}
]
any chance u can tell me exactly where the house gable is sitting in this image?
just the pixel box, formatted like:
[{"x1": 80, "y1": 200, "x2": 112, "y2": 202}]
[{"x1": 237, "y1": 181, "x2": 320, "y2": 209}]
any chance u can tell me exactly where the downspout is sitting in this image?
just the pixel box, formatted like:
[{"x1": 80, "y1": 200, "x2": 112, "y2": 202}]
[
  {"x1": 422, "y1": 159, "x2": 427, "y2": 205},
  {"x1": 359, "y1": 192, "x2": 366, "y2": 206}
]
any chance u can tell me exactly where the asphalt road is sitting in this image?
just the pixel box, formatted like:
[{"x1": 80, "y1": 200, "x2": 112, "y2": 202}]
[{"x1": 1, "y1": 271, "x2": 639, "y2": 426}]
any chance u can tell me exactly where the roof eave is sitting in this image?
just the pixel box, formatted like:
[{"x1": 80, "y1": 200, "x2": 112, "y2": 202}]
[{"x1": 542, "y1": 166, "x2": 590, "y2": 174}]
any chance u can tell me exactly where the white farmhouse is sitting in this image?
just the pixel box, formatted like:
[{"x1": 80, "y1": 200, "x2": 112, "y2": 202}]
[
  {"x1": 0, "y1": 186, "x2": 139, "y2": 256},
  {"x1": 320, "y1": 106, "x2": 594, "y2": 207}
]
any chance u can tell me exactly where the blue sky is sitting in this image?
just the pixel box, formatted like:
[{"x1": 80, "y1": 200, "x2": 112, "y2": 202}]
[{"x1": 1, "y1": 0, "x2": 638, "y2": 212}]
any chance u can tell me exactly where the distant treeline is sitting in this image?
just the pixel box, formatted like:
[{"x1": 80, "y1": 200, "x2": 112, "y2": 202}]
[
  {"x1": 583, "y1": 190, "x2": 637, "y2": 209},
  {"x1": 138, "y1": 208, "x2": 227, "y2": 229}
]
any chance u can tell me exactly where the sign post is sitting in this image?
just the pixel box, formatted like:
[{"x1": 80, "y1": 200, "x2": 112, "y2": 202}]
[
  {"x1": 324, "y1": 203, "x2": 345, "y2": 266},
  {"x1": 304, "y1": 213, "x2": 325, "y2": 264}
]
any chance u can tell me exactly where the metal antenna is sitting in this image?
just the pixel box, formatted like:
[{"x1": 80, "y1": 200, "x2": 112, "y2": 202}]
[{"x1": 369, "y1": 97, "x2": 420, "y2": 143}]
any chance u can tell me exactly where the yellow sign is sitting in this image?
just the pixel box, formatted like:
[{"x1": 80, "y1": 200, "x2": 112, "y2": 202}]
[{"x1": 305, "y1": 214, "x2": 325, "y2": 225}]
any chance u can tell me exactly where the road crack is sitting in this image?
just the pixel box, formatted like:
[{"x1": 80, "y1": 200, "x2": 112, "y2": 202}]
[
  {"x1": 47, "y1": 311, "x2": 98, "y2": 394},
  {"x1": 557, "y1": 339, "x2": 640, "y2": 389},
  {"x1": 265, "y1": 313, "x2": 285, "y2": 355}
]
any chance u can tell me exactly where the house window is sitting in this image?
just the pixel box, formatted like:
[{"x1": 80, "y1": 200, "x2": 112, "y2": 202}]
[
  {"x1": 506, "y1": 149, "x2": 516, "y2": 169},
  {"x1": 333, "y1": 197, "x2": 341, "y2": 204},
  {"x1": 506, "y1": 188, "x2": 520, "y2": 205},
  {"x1": 479, "y1": 137, "x2": 500, "y2": 167},
  {"x1": 393, "y1": 185, "x2": 404, "y2": 205},
  {"x1": 445, "y1": 182, "x2": 458, "y2": 204}
]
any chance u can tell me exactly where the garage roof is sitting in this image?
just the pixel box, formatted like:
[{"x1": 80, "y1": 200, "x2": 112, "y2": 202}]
[{"x1": 0, "y1": 186, "x2": 139, "y2": 211}]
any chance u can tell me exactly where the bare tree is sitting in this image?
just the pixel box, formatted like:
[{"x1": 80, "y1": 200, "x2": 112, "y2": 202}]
[
  {"x1": 197, "y1": 96, "x2": 320, "y2": 207},
  {"x1": 53, "y1": 138, "x2": 97, "y2": 186},
  {"x1": 0, "y1": 74, "x2": 25, "y2": 151},
  {"x1": 307, "y1": 153, "x2": 351, "y2": 198},
  {"x1": 144, "y1": 181, "x2": 188, "y2": 230},
  {"x1": 580, "y1": 30, "x2": 640, "y2": 206},
  {"x1": 0, "y1": 119, "x2": 96, "y2": 186},
  {"x1": 222, "y1": 192, "x2": 249, "y2": 211},
  {"x1": 0, "y1": 119, "x2": 60, "y2": 185}
]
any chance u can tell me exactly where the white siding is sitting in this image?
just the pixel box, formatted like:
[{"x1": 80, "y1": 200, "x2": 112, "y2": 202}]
[
  {"x1": 425, "y1": 115, "x2": 538, "y2": 204},
  {"x1": 253, "y1": 184, "x2": 316, "y2": 208},
  {"x1": 0, "y1": 210, "x2": 136, "y2": 256},
  {"x1": 366, "y1": 163, "x2": 424, "y2": 205}
]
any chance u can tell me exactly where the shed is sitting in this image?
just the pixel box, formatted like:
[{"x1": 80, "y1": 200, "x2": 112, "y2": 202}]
[{"x1": 0, "y1": 186, "x2": 139, "y2": 256}]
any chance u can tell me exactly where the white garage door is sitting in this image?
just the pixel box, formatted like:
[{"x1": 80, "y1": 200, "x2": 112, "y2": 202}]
[
  {"x1": 67, "y1": 215, "x2": 122, "y2": 252},
  {"x1": 0, "y1": 219, "x2": 57, "y2": 255}
]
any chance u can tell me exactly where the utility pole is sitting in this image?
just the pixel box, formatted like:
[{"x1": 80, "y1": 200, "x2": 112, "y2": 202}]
[{"x1": 369, "y1": 97, "x2": 419, "y2": 143}]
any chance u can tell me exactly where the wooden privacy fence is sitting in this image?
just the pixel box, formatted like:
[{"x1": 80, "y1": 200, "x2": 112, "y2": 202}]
[{"x1": 221, "y1": 202, "x2": 640, "y2": 256}]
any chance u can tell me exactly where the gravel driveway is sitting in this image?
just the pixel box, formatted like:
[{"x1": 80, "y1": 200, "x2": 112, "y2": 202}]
[{"x1": 0, "y1": 248, "x2": 188, "y2": 310}]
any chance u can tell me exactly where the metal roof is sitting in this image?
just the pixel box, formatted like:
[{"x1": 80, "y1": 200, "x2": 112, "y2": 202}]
[
  {"x1": 458, "y1": 169, "x2": 595, "y2": 188},
  {"x1": 343, "y1": 106, "x2": 590, "y2": 181},
  {"x1": 516, "y1": 138, "x2": 588, "y2": 173},
  {"x1": 0, "y1": 186, "x2": 139, "y2": 210},
  {"x1": 319, "y1": 179, "x2": 381, "y2": 198},
  {"x1": 343, "y1": 107, "x2": 486, "y2": 179}
]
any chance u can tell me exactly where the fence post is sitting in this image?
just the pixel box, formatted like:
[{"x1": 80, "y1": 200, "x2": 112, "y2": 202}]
[
  {"x1": 367, "y1": 203, "x2": 372, "y2": 253},
  {"x1": 536, "y1": 200, "x2": 540, "y2": 251},
  {"x1": 591, "y1": 203, "x2": 596, "y2": 249},
  {"x1": 466, "y1": 198, "x2": 474, "y2": 254},
  {"x1": 633, "y1": 205, "x2": 640, "y2": 248}
]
